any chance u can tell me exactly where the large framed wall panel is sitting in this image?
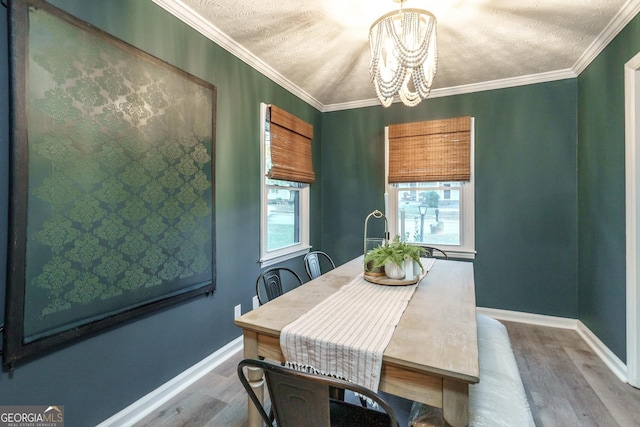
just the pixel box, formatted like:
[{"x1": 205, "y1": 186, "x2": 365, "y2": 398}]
[{"x1": 3, "y1": 0, "x2": 216, "y2": 367}]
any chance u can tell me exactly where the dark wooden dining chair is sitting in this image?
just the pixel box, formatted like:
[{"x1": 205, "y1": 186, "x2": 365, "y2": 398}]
[
  {"x1": 238, "y1": 359, "x2": 399, "y2": 427},
  {"x1": 255, "y1": 267, "x2": 303, "y2": 306},
  {"x1": 303, "y1": 251, "x2": 336, "y2": 280},
  {"x1": 418, "y1": 245, "x2": 448, "y2": 259}
]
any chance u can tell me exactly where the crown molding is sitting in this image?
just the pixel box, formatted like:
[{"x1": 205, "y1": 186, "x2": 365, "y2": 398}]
[
  {"x1": 150, "y1": 0, "x2": 324, "y2": 111},
  {"x1": 429, "y1": 69, "x2": 578, "y2": 98},
  {"x1": 573, "y1": 0, "x2": 640, "y2": 74},
  {"x1": 152, "y1": 0, "x2": 639, "y2": 113},
  {"x1": 323, "y1": 69, "x2": 577, "y2": 112},
  {"x1": 322, "y1": 98, "x2": 381, "y2": 112}
]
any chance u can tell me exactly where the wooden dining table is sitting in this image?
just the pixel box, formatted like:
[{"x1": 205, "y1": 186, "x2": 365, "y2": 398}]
[{"x1": 234, "y1": 256, "x2": 479, "y2": 427}]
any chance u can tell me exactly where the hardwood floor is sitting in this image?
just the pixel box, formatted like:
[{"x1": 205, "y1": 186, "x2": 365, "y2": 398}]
[
  {"x1": 135, "y1": 321, "x2": 640, "y2": 426},
  {"x1": 504, "y1": 321, "x2": 640, "y2": 427},
  {"x1": 133, "y1": 353, "x2": 247, "y2": 427}
]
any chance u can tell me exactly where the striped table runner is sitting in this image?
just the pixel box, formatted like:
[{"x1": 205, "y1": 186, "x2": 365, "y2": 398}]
[{"x1": 280, "y1": 258, "x2": 436, "y2": 392}]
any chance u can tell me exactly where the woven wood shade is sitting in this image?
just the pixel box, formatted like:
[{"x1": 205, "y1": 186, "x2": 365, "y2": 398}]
[
  {"x1": 388, "y1": 116, "x2": 471, "y2": 183},
  {"x1": 267, "y1": 105, "x2": 315, "y2": 184}
]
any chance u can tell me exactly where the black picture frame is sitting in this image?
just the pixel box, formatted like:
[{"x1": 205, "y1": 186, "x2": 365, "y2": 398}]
[{"x1": 3, "y1": 0, "x2": 217, "y2": 368}]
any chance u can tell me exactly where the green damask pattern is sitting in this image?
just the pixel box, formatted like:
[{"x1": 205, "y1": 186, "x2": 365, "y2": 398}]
[{"x1": 23, "y1": 8, "x2": 214, "y2": 339}]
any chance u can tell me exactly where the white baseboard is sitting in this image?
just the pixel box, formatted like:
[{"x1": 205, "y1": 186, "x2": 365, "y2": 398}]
[
  {"x1": 576, "y1": 321, "x2": 628, "y2": 382},
  {"x1": 477, "y1": 307, "x2": 628, "y2": 383},
  {"x1": 477, "y1": 307, "x2": 579, "y2": 329},
  {"x1": 96, "y1": 336, "x2": 243, "y2": 427}
]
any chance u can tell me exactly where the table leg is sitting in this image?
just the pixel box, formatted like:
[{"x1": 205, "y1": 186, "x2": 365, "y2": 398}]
[
  {"x1": 442, "y1": 378, "x2": 469, "y2": 427},
  {"x1": 243, "y1": 331, "x2": 264, "y2": 427}
]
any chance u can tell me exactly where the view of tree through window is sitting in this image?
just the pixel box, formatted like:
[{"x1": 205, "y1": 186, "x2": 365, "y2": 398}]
[
  {"x1": 266, "y1": 180, "x2": 301, "y2": 251},
  {"x1": 396, "y1": 182, "x2": 461, "y2": 246}
]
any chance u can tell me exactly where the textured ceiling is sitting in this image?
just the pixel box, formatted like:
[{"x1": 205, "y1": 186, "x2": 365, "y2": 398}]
[{"x1": 155, "y1": 0, "x2": 640, "y2": 110}]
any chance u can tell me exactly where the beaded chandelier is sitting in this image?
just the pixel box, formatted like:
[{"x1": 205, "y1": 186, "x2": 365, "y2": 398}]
[{"x1": 369, "y1": 0, "x2": 437, "y2": 107}]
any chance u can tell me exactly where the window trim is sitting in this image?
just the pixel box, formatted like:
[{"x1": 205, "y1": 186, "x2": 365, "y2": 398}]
[
  {"x1": 259, "y1": 103, "x2": 310, "y2": 267},
  {"x1": 384, "y1": 120, "x2": 476, "y2": 259}
]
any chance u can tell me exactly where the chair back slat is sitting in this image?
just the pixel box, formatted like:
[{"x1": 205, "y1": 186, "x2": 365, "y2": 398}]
[
  {"x1": 304, "y1": 251, "x2": 336, "y2": 280},
  {"x1": 266, "y1": 369, "x2": 331, "y2": 427},
  {"x1": 305, "y1": 253, "x2": 322, "y2": 279},
  {"x1": 263, "y1": 270, "x2": 284, "y2": 302},
  {"x1": 238, "y1": 359, "x2": 399, "y2": 427},
  {"x1": 256, "y1": 267, "x2": 303, "y2": 305}
]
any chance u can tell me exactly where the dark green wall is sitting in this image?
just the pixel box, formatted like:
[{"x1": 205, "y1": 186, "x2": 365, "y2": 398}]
[
  {"x1": 0, "y1": 0, "x2": 636, "y2": 424},
  {"x1": 321, "y1": 81, "x2": 579, "y2": 318},
  {"x1": 578, "y1": 13, "x2": 640, "y2": 362},
  {"x1": 0, "y1": 1, "x2": 319, "y2": 425}
]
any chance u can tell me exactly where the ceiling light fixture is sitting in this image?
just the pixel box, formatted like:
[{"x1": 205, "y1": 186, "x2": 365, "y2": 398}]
[{"x1": 369, "y1": 0, "x2": 437, "y2": 107}]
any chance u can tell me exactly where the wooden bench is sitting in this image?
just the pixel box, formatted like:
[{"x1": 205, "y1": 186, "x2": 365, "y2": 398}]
[{"x1": 409, "y1": 314, "x2": 535, "y2": 426}]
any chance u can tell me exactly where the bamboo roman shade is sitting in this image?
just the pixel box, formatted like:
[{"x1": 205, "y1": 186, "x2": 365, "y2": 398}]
[
  {"x1": 388, "y1": 116, "x2": 471, "y2": 183},
  {"x1": 267, "y1": 104, "x2": 315, "y2": 184}
]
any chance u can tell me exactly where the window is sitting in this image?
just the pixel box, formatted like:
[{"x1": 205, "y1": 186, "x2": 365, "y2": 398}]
[
  {"x1": 385, "y1": 117, "x2": 475, "y2": 258},
  {"x1": 260, "y1": 103, "x2": 312, "y2": 266}
]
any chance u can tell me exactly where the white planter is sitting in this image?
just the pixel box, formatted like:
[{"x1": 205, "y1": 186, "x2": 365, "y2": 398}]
[
  {"x1": 403, "y1": 258, "x2": 414, "y2": 280},
  {"x1": 414, "y1": 260, "x2": 423, "y2": 275},
  {"x1": 384, "y1": 261, "x2": 405, "y2": 280}
]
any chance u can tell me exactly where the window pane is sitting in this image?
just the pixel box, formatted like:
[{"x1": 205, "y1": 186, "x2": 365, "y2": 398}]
[
  {"x1": 267, "y1": 187, "x2": 300, "y2": 251},
  {"x1": 397, "y1": 184, "x2": 460, "y2": 246}
]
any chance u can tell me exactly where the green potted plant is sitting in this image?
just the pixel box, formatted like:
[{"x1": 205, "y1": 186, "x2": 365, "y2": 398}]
[{"x1": 364, "y1": 236, "x2": 426, "y2": 279}]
